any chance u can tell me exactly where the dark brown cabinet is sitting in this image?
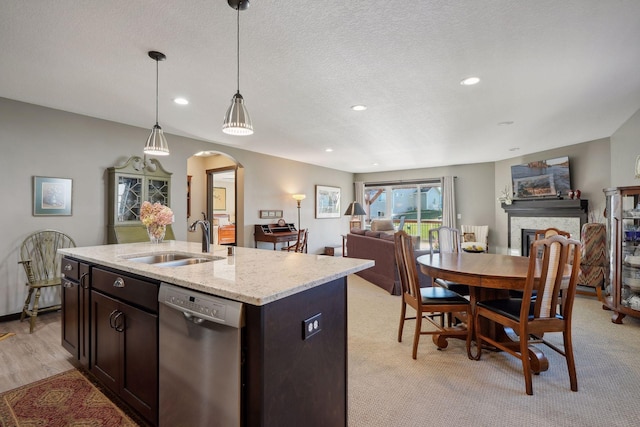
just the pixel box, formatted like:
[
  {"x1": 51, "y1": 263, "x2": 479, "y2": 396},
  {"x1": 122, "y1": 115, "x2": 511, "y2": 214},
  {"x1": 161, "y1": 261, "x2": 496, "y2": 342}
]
[
  {"x1": 90, "y1": 268, "x2": 159, "y2": 426},
  {"x1": 604, "y1": 185, "x2": 640, "y2": 323},
  {"x1": 61, "y1": 258, "x2": 90, "y2": 367}
]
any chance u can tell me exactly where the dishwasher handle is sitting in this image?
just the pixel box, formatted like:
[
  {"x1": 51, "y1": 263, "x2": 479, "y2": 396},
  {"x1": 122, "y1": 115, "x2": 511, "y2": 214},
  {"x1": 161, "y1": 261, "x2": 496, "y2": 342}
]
[{"x1": 183, "y1": 312, "x2": 205, "y2": 325}]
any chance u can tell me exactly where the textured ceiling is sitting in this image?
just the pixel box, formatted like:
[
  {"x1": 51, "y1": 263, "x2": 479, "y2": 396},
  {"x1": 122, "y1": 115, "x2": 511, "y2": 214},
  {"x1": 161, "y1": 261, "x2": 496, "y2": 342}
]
[{"x1": 2, "y1": 0, "x2": 640, "y2": 172}]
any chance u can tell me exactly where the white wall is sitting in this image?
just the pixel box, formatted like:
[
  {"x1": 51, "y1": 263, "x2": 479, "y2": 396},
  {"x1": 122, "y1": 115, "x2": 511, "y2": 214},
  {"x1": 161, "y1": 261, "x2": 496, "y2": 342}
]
[
  {"x1": 611, "y1": 108, "x2": 640, "y2": 187},
  {"x1": 0, "y1": 97, "x2": 354, "y2": 317}
]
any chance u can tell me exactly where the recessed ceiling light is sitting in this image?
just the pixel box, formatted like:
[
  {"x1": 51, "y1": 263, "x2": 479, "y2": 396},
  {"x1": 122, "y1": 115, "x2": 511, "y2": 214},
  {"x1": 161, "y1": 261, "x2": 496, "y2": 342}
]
[
  {"x1": 174, "y1": 97, "x2": 189, "y2": 105},
  {"x1": 498, "y1": 121, "x2": 514, "y2": 126},
  {"x1": 325, "y1": 148, "x2": 333, "y2": 152},
  {"x1": 509, "y1": 147, "x2": 520, "y2": 152},
  {"x1": 460, "y1": 77, "x2": 480, "y2": 86},
  {"x1": 372, "y1": 162, "x2": 378, "y2": 166},
  {"x1": 351, "y1": 105, "x2": 367, "y2": 111}
]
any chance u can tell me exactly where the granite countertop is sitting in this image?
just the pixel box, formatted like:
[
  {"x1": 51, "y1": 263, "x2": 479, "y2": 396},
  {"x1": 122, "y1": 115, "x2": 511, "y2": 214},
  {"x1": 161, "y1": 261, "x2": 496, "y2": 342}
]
[{"x1": 59, "y1": 241, "x2": 373, "y2": 306}]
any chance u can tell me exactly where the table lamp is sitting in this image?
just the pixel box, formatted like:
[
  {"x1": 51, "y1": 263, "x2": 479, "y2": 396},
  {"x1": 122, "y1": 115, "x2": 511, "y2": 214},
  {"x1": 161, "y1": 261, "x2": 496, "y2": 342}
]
[{"x1": 344, "y1": 202, "x2": 366, "y2": 230}]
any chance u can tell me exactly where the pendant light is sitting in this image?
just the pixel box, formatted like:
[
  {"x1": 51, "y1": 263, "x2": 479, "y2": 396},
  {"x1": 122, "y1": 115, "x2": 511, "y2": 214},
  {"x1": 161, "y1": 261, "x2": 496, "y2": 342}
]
[
  {"x1": 144, "y1": 50, "x2": 170, "y2": 156},
  {"x1": 222, "y1": 0, "x2": 253, "y2": 136}
]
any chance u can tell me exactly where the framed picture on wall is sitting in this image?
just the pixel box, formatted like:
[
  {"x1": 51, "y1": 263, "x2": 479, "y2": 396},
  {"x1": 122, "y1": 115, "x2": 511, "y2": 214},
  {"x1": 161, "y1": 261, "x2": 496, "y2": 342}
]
[
  {"x1": 213, "y1": 187, "x2": 226, "y2": 211},
  {"x1": 33, "y1": 176, "x2": 73, "y2": 216},
  {"x1": 315, "y1": 185, "x2": 341, "y2": 218}
]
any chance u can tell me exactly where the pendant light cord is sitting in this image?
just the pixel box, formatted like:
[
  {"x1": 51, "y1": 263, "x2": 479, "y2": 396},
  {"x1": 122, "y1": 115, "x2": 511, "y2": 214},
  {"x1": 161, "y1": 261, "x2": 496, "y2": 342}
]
[
  {"x1": 236, "y1": 3, "x2": 240, "y2": 94},
  {"x1": 155, "y1": 58, "x2": 160, "y2": 125}
]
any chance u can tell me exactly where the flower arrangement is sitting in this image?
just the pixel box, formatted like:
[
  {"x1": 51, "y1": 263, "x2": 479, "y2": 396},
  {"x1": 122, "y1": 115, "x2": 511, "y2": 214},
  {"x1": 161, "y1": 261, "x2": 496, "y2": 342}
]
[
  {"x1": 497, "y1": 185, "x2": 513, "y2": 205},
  {"x1": 140, "y1": 201, "x2": 174, "y2": 242}
]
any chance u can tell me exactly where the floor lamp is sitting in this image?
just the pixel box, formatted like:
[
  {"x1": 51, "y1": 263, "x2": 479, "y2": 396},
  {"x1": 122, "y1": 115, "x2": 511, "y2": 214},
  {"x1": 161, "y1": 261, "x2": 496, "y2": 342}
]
[
  {"x1": 344, "y1": 202, "x2": 366, "y2": 230},
  {"x1": 292, "y1": 194, "x2": 306, "y2": 230}
]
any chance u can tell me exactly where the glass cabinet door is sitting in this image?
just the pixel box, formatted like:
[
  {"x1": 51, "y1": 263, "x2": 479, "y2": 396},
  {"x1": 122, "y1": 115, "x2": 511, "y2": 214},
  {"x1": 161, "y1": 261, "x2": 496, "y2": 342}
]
[
  {"x1": 148, "y1": 179, "x2": 169, "y2": 205},
  {"x1": 117, "y1": 176, "x2": 142, "y2": 221},
  {"x1": 620, "y1": 192, "x2": 640, "y2": 311}
]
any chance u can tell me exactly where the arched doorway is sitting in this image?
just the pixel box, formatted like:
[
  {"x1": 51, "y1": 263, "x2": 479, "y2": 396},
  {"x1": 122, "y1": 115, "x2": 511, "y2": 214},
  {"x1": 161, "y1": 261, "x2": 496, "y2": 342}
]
[{"x1": 187, "y1": 151, "x2": 244, "y2": 246}]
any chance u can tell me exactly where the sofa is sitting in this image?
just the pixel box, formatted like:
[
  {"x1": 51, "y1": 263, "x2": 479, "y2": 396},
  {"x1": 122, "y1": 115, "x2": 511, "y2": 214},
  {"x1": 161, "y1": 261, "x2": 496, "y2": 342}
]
[{"x1": 346, "y1": 228, "x2": 431, "y2": 295}]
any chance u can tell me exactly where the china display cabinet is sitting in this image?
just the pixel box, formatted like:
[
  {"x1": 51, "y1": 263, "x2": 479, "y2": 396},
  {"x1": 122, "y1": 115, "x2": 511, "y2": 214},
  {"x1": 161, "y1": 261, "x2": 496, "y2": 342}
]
[
  {"x1": 603, "y1": 186, "x2": 640, "y2": 323},
  {"x1": 107, "y1": 156, "x2": 172, "y2": 243}
]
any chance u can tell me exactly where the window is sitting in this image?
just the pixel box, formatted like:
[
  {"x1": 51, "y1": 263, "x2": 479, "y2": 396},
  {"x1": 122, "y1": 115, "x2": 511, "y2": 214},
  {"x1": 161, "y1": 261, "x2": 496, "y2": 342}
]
[{"x1": 363, "y1": 180, "x2": 442, "y2": 242}]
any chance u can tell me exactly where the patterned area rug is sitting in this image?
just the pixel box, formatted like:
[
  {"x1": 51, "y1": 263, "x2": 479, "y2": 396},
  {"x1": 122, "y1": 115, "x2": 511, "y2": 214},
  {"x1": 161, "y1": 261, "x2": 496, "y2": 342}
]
[{"x1": 0, "y1": 369, "x2": 144, "y2": 427}]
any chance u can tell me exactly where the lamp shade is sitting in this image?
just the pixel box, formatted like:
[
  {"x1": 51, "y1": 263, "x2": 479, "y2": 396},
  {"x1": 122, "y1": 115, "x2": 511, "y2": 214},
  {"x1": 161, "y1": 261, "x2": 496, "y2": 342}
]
[
  {"x1": 292, "y1": 194, "x2": 306, "y2": 202},
  {"x1": 222, "y1": 92, "x2": 253, "y2": 135},
  {"x1": 344, "y1": 202, "x2": 366, "y2": 216},
  {"x1": 144, "y1": 124, "x2": 170, "y2": 156}
]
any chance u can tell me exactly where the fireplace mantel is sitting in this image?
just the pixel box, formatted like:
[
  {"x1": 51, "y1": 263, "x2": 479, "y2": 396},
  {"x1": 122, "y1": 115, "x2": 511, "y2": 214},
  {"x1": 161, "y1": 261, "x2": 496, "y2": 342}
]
[
  {"x1": 502, "y1": 199, "x2": 588, "y2": 218},
  {"x1": 502, "y1": 199, "x2": 589, "y2": 254}
]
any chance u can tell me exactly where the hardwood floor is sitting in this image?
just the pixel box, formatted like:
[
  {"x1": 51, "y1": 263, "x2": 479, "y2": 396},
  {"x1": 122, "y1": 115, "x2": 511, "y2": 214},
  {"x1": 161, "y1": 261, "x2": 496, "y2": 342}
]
[{"x1": 0, "y1": 311, "x2": 78, "y2": 393}]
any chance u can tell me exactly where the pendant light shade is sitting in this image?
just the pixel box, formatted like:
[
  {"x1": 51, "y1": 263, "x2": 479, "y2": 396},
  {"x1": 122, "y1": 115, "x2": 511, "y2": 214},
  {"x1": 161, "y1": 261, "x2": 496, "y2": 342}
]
[
  {"x1": 222, "y1": 92, "x2": 253, "y2": 135},
  {"x1": 222, "y1": 0, "x2": 253, "y2": 136},
  {"x1": 144, "y1": 51, "x2": 170, "y2": 156}
]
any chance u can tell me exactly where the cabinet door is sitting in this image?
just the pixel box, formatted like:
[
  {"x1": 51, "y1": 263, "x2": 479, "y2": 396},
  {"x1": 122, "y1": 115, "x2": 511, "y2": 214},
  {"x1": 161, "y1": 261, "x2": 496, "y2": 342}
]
[
  {"x1": 79, "y1": 265, "x2": 91, "y2": 367},
  {"x1": 116, "y1": 175, "x2": 143, "y2": 222},
  {"x1": 61, "y1": 277, "x2": 79, "y2": 357},
  {"x1": 91, "y1": 291, "x2": 121, "y2": 393},
  {"x1": 620, "y1": 191, "x2": 640, "y2": 312},
  {"x1": 147, "y1": 178, "x2": 169, "y2": 205},
  {"x1": 120, "y1": 302, "x2": 158, "y2": 424}
]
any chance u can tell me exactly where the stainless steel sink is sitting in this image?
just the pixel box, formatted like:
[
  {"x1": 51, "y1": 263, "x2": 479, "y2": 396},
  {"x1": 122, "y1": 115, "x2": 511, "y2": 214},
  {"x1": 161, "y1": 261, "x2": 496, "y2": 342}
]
[
  {"x1": 154, "y1": 257, "x2": 220, "y2": 267},
  {"x1": 125, "y1": 253, "x2": 194, "y2": 264},
  {"x1": 123, "y1": 253, "x2": 223, "y2": 267}
]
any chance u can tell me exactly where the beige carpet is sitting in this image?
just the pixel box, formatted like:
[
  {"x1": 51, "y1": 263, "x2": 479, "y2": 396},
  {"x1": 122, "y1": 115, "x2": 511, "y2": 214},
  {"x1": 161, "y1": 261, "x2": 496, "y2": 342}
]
[
  {"x1": 346, "y1": 274, "x2": 640, "y2": 427},
  {"x1": 0, "y1": 333, "x2": 14, "y2": 343}
]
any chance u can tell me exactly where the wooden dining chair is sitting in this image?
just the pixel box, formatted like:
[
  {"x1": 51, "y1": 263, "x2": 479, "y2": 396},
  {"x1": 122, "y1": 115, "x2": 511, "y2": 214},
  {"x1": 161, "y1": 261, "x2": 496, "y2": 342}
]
[
  {"x1": 511, "y1": 227, "x2": 572, "y2": 299},
  {"x1": 428, "y1": 227, "x2": 470, "y2": 297},
  {"x1": 282, "y1": 228, "x2": 308, "y2": 253},
  {"x1": 471, "y1": 234, "x2": 581, "y2": 395},
  {"x1": 19, "y1": 230, "x2": 76, "y2": 333},
  {"x1": 534, "y1": 227, "x2": 571, "y2": 240},
  {"x1": 394, "y1": 231, "x2": 469, "y2": 359}
]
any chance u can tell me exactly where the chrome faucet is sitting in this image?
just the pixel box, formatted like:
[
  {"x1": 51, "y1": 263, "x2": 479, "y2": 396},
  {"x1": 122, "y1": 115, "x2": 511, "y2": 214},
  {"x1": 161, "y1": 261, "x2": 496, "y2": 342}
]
[{"x1": 189, "y1": 214, "x2": 210, "y2": 253}]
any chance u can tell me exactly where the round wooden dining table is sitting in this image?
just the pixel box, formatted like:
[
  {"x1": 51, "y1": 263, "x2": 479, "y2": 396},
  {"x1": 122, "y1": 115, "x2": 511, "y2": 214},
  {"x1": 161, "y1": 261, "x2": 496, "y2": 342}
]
[{"x1": 417, "y1": 252, "x2": 550, "y2": 372}]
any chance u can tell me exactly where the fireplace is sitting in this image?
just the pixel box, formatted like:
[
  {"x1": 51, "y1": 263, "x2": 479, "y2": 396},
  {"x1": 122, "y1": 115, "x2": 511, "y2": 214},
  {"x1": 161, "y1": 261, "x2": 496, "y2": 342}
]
[
  {"x1": 502, "y1": 199, "x2": 588, "y2": 256},
  {"x1": 521, "y1": 229, "x2": 537, "y2": 257}
]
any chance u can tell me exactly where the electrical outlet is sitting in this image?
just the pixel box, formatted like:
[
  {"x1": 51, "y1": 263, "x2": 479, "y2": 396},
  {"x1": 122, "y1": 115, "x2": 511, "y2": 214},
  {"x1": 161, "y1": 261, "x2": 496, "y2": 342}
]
[{"x1": 302, "y1": 313, "x2": 322, "y2": 340}]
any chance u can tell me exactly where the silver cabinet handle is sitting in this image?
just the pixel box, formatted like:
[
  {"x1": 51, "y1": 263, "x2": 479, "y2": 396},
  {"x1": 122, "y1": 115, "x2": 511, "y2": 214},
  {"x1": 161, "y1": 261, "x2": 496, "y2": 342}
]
[
  {"x1": 80, "y1": 272, "x2": 89, "y2": 289},
  {"x1": 113, "y1": 311, "x2": 125, "y2": 332},
  {"x1": 63, "y1": 280, "x2": 74, "y2": 288},
  {"x1": 109, "y1": 309, "x2": 118, "y2": 328},
  {"x1": 64, "y1": 264, "x2": 73, "y2": 271},
  {"x1": 113, "y1": 277, "x2": 125, "y2": 288}
]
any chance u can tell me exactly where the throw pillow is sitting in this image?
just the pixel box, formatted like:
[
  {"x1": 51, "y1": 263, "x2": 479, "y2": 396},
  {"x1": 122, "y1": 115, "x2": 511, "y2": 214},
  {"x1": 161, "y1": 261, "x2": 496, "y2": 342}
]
[{"x1": 463, "y1": 232, "x2": 476, "y2": 242}]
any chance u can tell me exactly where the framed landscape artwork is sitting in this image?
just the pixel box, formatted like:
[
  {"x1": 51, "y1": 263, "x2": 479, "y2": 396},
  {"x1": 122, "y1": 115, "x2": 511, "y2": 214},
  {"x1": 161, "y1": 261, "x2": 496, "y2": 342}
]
[
  {"x1": 315, "y1": 185, "x2": 341, "y2": 218},
  {"x1": 33, "y1": 176, "x2": 73, "y2": 216}
]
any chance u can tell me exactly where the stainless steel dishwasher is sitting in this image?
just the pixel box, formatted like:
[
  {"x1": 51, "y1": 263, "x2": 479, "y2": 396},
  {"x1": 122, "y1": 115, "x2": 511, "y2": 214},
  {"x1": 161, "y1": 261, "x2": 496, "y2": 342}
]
[{"x1": 158, "y1": 282, "x2": 244, "y2": 427}]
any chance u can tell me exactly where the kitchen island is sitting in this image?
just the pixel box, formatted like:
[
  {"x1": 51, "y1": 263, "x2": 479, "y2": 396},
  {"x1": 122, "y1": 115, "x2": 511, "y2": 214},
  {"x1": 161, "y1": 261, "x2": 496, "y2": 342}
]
[{"x1": 59, "y1": 241, "x2": 373, "y2": 427}]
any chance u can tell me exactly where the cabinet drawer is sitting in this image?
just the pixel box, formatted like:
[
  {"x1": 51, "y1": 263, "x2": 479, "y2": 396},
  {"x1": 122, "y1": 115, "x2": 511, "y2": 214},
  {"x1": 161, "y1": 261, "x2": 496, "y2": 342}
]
[
  {"x1": 61, "y1": 258, "x2": 80, "y2": 281},
  {"x1": 93, "y1": 268, "x2": 158, "y2": 313}
]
